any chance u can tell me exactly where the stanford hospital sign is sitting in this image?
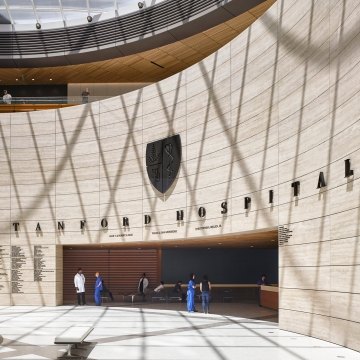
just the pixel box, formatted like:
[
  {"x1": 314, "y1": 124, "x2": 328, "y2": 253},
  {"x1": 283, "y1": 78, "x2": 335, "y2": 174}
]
[{"x1": 10, "y1": 132, "x2": 355, "y2": 234}]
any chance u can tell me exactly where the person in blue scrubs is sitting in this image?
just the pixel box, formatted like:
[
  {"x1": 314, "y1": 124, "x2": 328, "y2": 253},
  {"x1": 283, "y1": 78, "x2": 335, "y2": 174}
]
[
  {"x1": 187, "y1": 273, "x2": 196, "y2": 312},
  {"x1": 94, "y1": 272, "x2": 103, "y2": 306}
]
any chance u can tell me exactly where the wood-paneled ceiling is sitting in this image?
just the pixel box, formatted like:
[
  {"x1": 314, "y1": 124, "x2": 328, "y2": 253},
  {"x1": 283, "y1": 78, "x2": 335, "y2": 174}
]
[
  {"x1": 64, "y1": 227, "x2": 279, "y2": 250},
  {"x1": 0, "y1": 0, "x2": 275, "y2": 85}
]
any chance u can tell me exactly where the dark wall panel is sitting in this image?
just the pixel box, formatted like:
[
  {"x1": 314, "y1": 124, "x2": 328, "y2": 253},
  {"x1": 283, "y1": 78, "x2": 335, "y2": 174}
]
[
  {"x1": 1, "y1": 85, "x2": 67, "y2": 98},
  {"x1": 161, "y1": 248, "x2": 278, "y2": 285},
  {"x1": 63, "y1": 248, "x2": 160, "y2": 304}
]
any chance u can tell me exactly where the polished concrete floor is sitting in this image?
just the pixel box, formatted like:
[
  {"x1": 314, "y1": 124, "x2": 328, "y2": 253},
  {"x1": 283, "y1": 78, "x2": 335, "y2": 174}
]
[{"x1": 0, "y1": 302, "x2": 358, "y2": 360}]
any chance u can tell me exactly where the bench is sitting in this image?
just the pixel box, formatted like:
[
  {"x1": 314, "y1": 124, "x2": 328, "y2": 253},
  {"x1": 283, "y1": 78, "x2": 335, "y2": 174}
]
[
  {"x1": 167, "y1": 295, "x2": 182, "y2": 302},
  {"x1": 121, "y1": 294, "x2": 137, "y2": 303},
  {"x1": 55, "y1": 325, "x2": 94, "y2": 357},
  {"x1": 151, "y1": 291, "x2": 167, "y2": 302}
]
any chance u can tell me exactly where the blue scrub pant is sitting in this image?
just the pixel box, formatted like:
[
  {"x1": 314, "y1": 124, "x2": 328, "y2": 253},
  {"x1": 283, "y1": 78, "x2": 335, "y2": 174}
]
[
  {"x1": 187, "y1": 290, "x2": 195, "y2": 312},
  {"x1": 94, "y1": 289, "x2": 102, "y2": 306},
  {"x1": 201, "y1": 291, "x2": 210, "y2": 313}
]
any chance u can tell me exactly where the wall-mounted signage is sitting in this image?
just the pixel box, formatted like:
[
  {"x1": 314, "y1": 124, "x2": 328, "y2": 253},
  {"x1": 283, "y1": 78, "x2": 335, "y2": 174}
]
[
  {"x1": 9, "y1": 159, "x2": 355, "y2": 234},
  {"x1": 146, "y1": 134, "x2": 181, "y2": 194}
]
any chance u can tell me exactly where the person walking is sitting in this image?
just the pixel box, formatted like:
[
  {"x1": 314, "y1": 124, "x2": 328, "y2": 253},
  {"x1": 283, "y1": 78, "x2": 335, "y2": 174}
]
[
  {"x1": 74, "y1": 268, "x2": 86, "y2": 305},
  {"x1": 138, "y1": 273, "x2": 149, "y2": 301},
  {"x1": 200, "y1": 275, "x2": 211, "y2": 314},
  {"x1": 187, "y1": 273, "x2": 196, "y2": 312},
  {"x1": 94, "y1": 272, "x2": 103, "y2": 306}
]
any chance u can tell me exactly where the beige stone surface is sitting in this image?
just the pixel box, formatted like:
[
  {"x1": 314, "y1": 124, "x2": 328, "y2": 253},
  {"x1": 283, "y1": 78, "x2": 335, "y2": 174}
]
[{"x1": 0, "y1": 0, "x2": 359, "y2": 353}]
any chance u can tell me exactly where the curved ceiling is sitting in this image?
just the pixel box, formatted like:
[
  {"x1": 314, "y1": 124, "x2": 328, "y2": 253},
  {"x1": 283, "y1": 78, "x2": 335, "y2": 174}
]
[
  {"x1": 0, "y1": 0, "x2": 268, "y2": 68},
  {"x1": 0, "y1": 0, "x2": 166, "y2": 30},
  {"x1": 0, "y1": 0, "x2": 275, "y2": 85}
]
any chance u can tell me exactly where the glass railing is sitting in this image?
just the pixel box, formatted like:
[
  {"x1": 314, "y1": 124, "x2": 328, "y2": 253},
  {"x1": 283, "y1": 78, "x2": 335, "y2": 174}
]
[{"x1": 0, "y1": 96, "x2": 109, "y2": 105}]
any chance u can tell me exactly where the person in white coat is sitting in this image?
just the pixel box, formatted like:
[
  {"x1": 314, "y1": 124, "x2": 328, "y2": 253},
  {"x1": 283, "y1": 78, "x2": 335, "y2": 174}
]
[
  {"x1": 74, "y1": 268, "x2": 86, "y2": 305},
  {"x1": 138, "y1": 273, "x2": 149, "y2": 301}
]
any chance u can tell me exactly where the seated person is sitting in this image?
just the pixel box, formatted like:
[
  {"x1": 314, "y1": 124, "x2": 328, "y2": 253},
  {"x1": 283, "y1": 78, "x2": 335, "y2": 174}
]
[
  {"x1": 173, "y1": 280, "x2": 186, "y2": 302},
  {"x1": 154, "y1": 281, "x2": 165, "y2": 293}
]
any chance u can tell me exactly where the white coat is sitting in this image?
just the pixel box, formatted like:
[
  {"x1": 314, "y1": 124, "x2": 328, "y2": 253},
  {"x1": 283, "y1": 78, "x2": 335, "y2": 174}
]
[
  {"x1": 74, "y1": 273, "x2": 86, "y2": 293},
  {"x1": 138, "y1": 277, "x2": 149, "y2": 293}
]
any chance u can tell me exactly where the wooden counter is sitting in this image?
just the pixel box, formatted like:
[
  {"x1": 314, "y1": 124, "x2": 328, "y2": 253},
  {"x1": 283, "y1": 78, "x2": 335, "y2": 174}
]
[{"x1": 260, "y1": 285, "x2": 278, "y2": 310}]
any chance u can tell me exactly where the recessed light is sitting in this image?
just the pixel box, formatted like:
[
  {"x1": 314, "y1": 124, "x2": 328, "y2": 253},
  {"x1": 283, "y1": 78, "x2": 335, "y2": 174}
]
[
  {"x1": 49, "y1": 78, "x2": 53, "y2": 81},
  {"x1": 207, "y1": 247, "x2": 211, "y2": 250},
  {"x1": 250, "y1": 245, "x2": 254, "y2": 248},
  {"x1": 218, "y1": 242, "x2": 222, "y2": 245},
  {"x1": 16, "y1": 78, "x2": 18, "y2": 81},
  {"x1": 32, "y1": 78, "x2": 35, "y2": 81}
]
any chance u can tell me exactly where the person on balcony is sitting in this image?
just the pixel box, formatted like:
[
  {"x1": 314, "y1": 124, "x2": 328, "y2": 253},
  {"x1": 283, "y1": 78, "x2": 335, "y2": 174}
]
[
  {"x1": 2, "y1": 90, "x2": 12, "y2": 104},
  {"x1": 81, "y1": 88, "x2": 90, "y2": 104}
]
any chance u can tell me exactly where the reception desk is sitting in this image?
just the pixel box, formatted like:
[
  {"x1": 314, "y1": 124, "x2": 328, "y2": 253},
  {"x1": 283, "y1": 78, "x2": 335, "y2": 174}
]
[
  {"x1": 260, "y1": 285, "x2": 278, "y2": 310},
  {"x1": 164, "y1": 284, "x2": 260, "y2": 302}
]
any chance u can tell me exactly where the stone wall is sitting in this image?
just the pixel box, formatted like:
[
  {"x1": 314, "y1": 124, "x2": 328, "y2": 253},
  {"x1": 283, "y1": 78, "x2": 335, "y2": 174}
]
[{"x1": 0, "y1": 0, "x2": 359, "y2": 351}]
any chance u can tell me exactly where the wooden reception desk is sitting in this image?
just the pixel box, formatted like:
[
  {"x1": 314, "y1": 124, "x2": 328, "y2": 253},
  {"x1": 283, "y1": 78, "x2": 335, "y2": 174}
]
[{"x1": 260, "y1": 285, "x2": 278, "y2": 310}]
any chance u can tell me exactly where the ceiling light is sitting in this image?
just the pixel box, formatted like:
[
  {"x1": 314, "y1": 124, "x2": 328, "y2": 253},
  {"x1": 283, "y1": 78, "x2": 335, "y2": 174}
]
[
  {"x1": 16, "y1": 78, "x2": 18, "y2": 81},
  {"x1": 32, "y1": 78, "x2": 35, "y2": 81},
  {"x1": 218, "y1": 242, "x2": 222, "y2": 245},
  {"x1": 250, "y1": 245, "x2": 254, "y2": 248},
  {"x1": 87, "y1": 15, "x2": 93, "y2": 23},
  {"x1": 207, "y1": 247, "x2": 211, "y2": 250},
  {"x1": 36, "y1": 22, "x2": 41, "y2": 30},
  {"x1": 49, "y1": 78, "x2": 53, "y2": 81},
  {"x1": 138, "y1": 2, "x2": 144, "y2": 9}
]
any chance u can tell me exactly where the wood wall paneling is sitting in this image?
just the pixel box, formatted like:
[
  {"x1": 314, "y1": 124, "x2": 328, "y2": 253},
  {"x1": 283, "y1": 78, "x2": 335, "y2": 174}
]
[{"x1": 62, "y1": 249, "x2": 160, "y2": 304}]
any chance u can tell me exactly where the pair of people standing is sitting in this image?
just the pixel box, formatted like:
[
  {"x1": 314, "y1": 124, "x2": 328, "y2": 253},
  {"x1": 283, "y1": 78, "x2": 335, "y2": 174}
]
[
  {"x1": 187, "y1": 273, "x2": 211, "y2": 314},
  {"x1": 74, "y1": 268, "x2": 103, "y2": 306}
]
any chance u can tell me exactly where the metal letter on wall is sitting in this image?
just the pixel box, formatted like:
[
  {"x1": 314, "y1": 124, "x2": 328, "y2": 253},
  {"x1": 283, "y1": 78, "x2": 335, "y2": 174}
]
[
  {"x1": 176, "y1": 210, "x2": 184, "y2": 221},
  {"x1": 291, "y1": 181, "x2": 300, "y2": 197},
  {"x1": 317, "y1": 171, "x2": 327, "y2": 189},
  {"x1": 345, "y1": 159, "x2": 354, "y2": 178},
  {"x1": 12, "y1": 222, "x2": 20, "y2": 231},
  {"x1": 244, "y1": 197, "x2": 251, "y2": 209},
  {"x1": 146, "y1": 134, "x2": 181, "y2": 194},
  {"x1": 269, "y1": 190, "x2": 274, "y2": 204},
  {"x1": 198, "y1": 207, "x2": 206, "y2": 218},
  {"x1": 57, "y1": 221, "x2": 65, "y2": 230}
]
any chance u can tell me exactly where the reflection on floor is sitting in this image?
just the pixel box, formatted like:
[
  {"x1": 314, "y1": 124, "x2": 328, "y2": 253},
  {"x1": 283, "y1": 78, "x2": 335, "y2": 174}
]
[{"x1": 0, "y1": 302, "x2": 358, "y2": 360}]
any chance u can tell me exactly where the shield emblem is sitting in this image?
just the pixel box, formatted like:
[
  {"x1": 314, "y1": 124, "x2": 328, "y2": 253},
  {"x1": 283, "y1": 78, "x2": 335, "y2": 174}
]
[{"x1": 146, "y1": 134, "x2": 181, "y2": 194}]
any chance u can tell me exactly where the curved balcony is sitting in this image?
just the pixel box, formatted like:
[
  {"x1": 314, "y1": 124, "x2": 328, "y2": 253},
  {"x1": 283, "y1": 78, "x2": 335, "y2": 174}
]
[{"x1": 0, "y1": 0, "x2": 267, "y2": 67}]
